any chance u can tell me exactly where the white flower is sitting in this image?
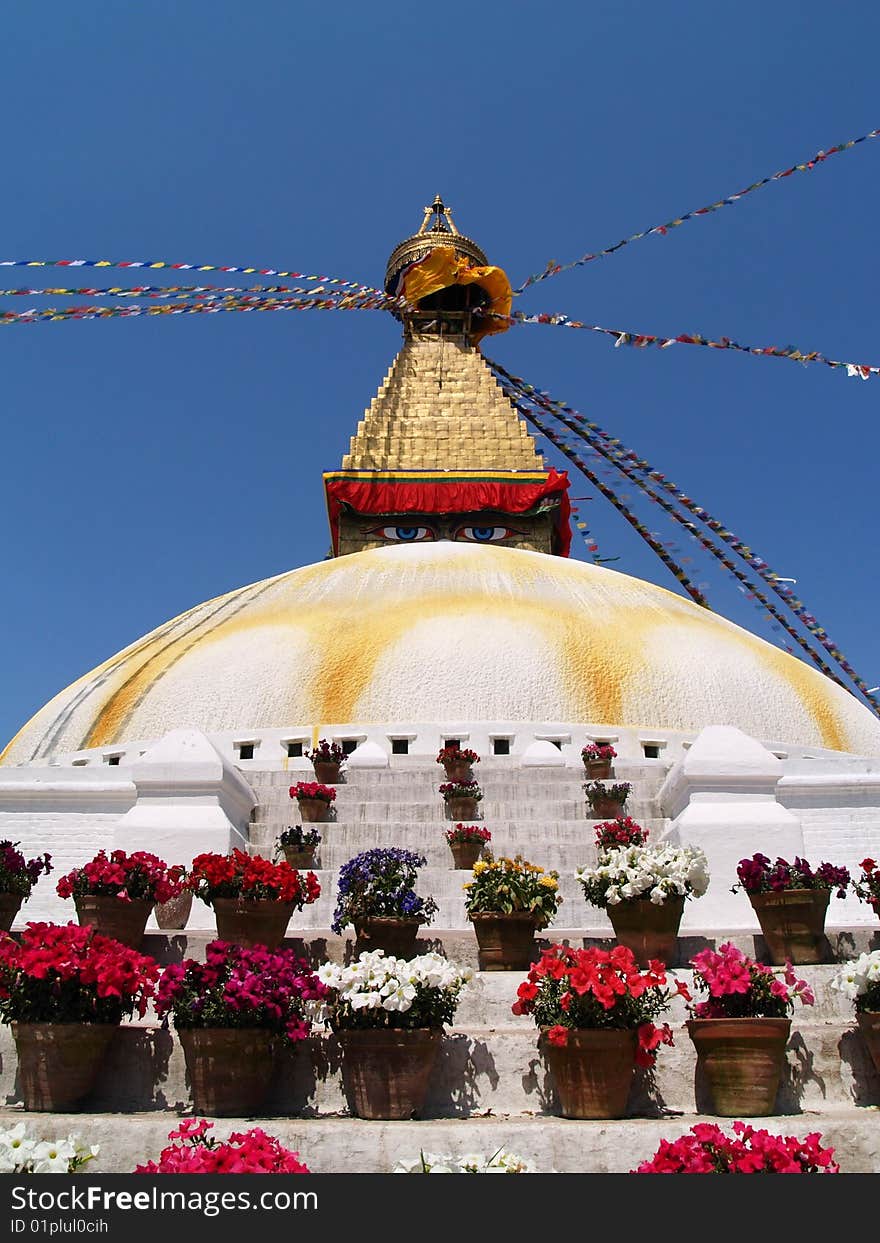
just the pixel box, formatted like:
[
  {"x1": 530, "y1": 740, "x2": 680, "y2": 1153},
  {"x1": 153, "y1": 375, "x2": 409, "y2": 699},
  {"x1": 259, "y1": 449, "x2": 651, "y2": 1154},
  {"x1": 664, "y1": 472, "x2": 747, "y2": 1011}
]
[{"x1": 833, "y1": 950, "x2": 880, "y2": 1002}]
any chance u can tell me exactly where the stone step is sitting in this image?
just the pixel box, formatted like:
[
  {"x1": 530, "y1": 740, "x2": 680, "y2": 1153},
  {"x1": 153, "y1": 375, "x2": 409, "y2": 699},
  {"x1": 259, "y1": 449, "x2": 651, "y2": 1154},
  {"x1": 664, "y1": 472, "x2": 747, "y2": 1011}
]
[
  {"x1": 247, "y1": 765, "x2": 668, "y2": 790},
  {"x1": 0, "y1": 1013, "x2": 875, "y2": 1120},
  {"x1": 1, "y1": 1109, "x2": 871, "y2": 1174},
  {"x1": 250, "y1": 799, "x2": 661, "y2": 823},
  {"x1": 246, "y1": 843, "x2": 610, "y2": 870},
  {"x1": 248, "y1": 817, "x2": 667, "y2": 840},
  {"x1": 133, "y1": 923, "x2": 880, "y2": 969}
]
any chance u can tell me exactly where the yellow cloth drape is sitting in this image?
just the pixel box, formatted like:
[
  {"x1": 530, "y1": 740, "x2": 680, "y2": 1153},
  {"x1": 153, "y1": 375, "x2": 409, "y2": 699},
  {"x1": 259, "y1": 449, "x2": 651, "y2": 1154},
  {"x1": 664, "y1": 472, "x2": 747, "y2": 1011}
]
[{"x1": 401, "y1": 245, "x2": 512, "y2": 343}]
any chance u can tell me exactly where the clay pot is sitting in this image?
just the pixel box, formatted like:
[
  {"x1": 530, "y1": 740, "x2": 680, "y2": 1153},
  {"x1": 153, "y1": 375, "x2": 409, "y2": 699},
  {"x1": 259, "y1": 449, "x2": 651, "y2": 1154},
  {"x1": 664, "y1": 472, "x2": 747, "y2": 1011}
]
[
  {"x1": 442, "y1": 758, "x2": 474, "y2": 783},
  {"x1": 0, "y1": 891, "x2": 23, "y2": 933},
  {"x1": 469, "y1": 911, "x2": 538, "y2": 971},
  {"x1": 446, "y1": 796, "x2": 479, "y2": 821},
  {"x1": 449, "y1": 840, "x2": 483, "y2": 870},
  {"x1": 587, "y1": 795, "x2": 627, "y2": 820},
  {"x1": 178, "y1": 1027, "x2": 276, "y2": 1116},
  {"x1": 606, "y1": 896, "x2": 685, "y2": 967},
  {"x1": 353, "y1": 917, "x2": 422, "y2": 959},
  {"x1": 337, "y1": 1027, "x2": 441, "y2": 1119},
  {"x1": 687, "y1": 1016, "x2": 791, "y2": 1117},
  {"x1": 281, "y1": 846, "x2": 318, "y2": 870},
  {"x1": 12, "y1": 1021, "x2": 117, "y2": 1111},
  {"x1": 857, "y1": 1010, "x2": 880, "y2": 1075},
  {"x1": 154, "y1": 890, "x2": 193, "y2": 930},
  {"x1": 298, "y1": 797, "x2": 333, "y2": 823},
  {"x1": 584, "y1": 759, "x2": 613, "y2": 781},
  {"x1": 749, "y1": 889, "x2": 831, "y2": 964},
  {"x1": 212, "y1": 898, "x2": 295, "y2": 949},
  {"x1": 312, "y1": 760, "x2": 342, "y2": 785},
  {"x1": 73, "y1": 894, "x2": 153, "y2": 949},
  {"x1": 541, "y1": 1026, "x2": 637, "y2": 1119}
]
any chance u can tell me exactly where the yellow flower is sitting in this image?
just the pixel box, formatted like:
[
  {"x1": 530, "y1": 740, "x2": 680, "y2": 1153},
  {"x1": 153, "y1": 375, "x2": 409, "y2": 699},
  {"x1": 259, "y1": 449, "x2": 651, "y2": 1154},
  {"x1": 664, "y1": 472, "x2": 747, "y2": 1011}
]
[
  {"x1": 472, "y1": 861, "x2": 488, "y2": 876},
  {"x1": 539, "y1": 876, "x2": 558, "y2": 890}
]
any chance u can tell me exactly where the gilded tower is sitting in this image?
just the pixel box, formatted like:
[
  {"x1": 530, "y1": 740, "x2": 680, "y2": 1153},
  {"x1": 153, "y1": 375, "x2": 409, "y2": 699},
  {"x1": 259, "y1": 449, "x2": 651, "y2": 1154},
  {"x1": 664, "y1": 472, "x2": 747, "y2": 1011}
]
[{"x1": 323, "y1": 197, "x2": 571, "y2": 557}]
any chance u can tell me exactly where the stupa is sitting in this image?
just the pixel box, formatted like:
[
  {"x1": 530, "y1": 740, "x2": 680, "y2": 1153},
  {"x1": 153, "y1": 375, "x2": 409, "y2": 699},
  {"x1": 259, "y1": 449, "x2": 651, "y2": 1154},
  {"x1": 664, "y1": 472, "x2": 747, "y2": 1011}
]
[{"x1": 1, "y1": 201, "x2": 879, "y2": 1171}]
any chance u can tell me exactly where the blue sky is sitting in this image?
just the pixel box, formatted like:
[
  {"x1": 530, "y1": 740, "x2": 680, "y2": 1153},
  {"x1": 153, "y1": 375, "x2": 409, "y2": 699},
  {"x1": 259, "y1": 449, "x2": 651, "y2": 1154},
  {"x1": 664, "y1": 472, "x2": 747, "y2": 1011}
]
[{"x1": 2, "y1": 2, "x2": 880, "y2": 748}]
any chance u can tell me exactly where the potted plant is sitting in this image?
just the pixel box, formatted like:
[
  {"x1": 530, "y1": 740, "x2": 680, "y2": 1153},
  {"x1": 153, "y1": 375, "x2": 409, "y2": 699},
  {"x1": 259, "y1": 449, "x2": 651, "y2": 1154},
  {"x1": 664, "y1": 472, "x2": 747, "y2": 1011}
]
[
  {"x1": 464, "y1": 853, "x2": 561, "y2": 970},
  {"x1": 305, "y1": 738, "x2": 346, "y2": 785},
  {"x1": 153, "y1": 868, "x2": 194, "y2": 932},
  {"x1": 581, "y1": 742, "x2": 617, "y2": 780},
  {"x1": 439, "y1": 779, "x2": 483, "y2": 821},
  {"x1": 436, "y1": 744, "x2": 480, "y2": 783},
  {"x1": 0, "y1": 841, "x2": 52, "y2": 933},
  {"x1": 393, "y1": 1148, "x2": 536, "y2": 1173},
  {"x1": 155, "y1": 941, "x2": 327, "y2": 1117},
  {"x1": 276, "y1": 825, "x2": 321, "y2": 869},
  {"x1": 0, "y1": 1122, "x2": 99, "y2": 1174},
  {"x1": 512, "y1": 943, "x2": 681, "y2": 1118},
  {"x1": 186, "y1": 850, "x2": 321, "y2": 949},
  {"x1": 318, "y1": 949, "x2": 471, "y2": 1120},
  {"x1": 290, "y1": 780, "x2": 337, "y2": 823},
  {"x1": 832, "y1": 949, "x2": 880, "y2": 1075},
  {"x1": 445, "y1": 824, "x2": 491, "y2": 870},
  {"x1": 576, "y1": 826, "x2": 709, "y2": 966},
  {"x1": 135, "y1": 1118, "x2": 311, "y2": 1174},
  {"x1": 732, "y1": 853, "x2": 851, "y2": 964},
  {"x1": 686, "y1": 941, "x2": 815, "y2": 1117},
  {"x1": 853, "y1": 857, "x2": 880, "y2": 923},
  {"x1": 56, "y1": 850, "x2": 185, "y2": 949},
  {"x1": 584, "y1": 780, "x2": 632, "y2": 821},
  {"x1": 633, "y1": 1121, "x2": 839, "y2": 1173},
  {"x1": 331, "y1": 848, "x2": 438, "y2": 959},
  {"x1": 0, "y1": 921, "x2": 159, "y2": 1111},
  {"x1": 594, "y1": 817, "x2": 648, "y2": 851}
]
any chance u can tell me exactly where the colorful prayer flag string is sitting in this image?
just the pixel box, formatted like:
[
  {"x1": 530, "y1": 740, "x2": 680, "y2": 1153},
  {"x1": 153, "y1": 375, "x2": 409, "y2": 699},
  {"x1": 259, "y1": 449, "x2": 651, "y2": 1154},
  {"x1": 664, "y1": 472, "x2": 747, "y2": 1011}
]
[
  {"x1": 0, "y1": 255, "x2": 398, "y2": 304},
  {"x1": 514, "y1": 126, "x2": 880, "y2": 293},
  {"x1": 486, "y1": 357, "x2": 880, "y2": 714},
  {"x1": 493, "y1": 361, "x2": 848, "y2": 687},
  {"x1": 0, "y1": 282, "x2": 362, "y2": 300},
  {"x1": 0, "y1": 291, "x2": 393, "y2": 327},
  {"x1": 489, "y1": 309, "x2": 880, "y2": 379}
]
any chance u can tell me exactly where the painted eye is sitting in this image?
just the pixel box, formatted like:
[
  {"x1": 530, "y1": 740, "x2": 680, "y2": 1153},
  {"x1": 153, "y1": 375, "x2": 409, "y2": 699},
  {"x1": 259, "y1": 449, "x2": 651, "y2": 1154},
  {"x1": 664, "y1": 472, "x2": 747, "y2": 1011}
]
[
  {"x1": 370, "y1": 525, "x2": 434, "y2": 542},
  {"x1": 456, "y1": 526, "x2": 517, "y2": 543}
]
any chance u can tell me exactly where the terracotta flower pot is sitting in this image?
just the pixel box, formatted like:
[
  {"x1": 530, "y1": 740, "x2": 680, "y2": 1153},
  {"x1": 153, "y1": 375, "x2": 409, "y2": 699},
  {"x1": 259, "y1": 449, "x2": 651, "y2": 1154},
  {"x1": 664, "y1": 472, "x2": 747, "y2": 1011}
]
[
  {"x1": 73, "y1": 894, "x2": 154, "y2": 949},
  {"x1": 606, "y1": 896, "x2": 685, "y2": 967},
  {"x1": 686, "y1": 1016, "x2": 791, "y2": 1117},
  {"x1": 154, "y1": 890, "x2": 193, "y2": 930},
  {"x1": 587, "y1": 796, "x2": 627, "y2": 820},
  {"x1": 337, "y1": 1027, "x2": 441, "y2": 1119},
  {"x1": 748, "y1": 889, "x2": 831, "y2": 964},
  {"x1": 298, "y1": 796, "x2": 333, "y2": 823},
  {"x1": 281, "y1": 846, "x2": 318, "y2": 870},
  {"x1": 212, "y1": 897, "x2": 295, "y2": 949},
  {"x1": 584, "y1": 759, "x2": 613, "y2": 781},
  {"x1": 857, "y1": 1010, "x2": 880, "y2": 1075},
  {"x1": 178, "y1": 1027, "x2": 276, "y2": 1116},
  {"x1": 449, "y1": 840, "x2": 483, "y2": 870},
  {"x1": 0, "y1": 891, "x2": 23, "y2": 933},
  {"x1": 312, "y1": 760, "x2": 342, "y2": 785},
  {"x1": 442, "y1": 758, "x2": 474, "y2": 783},
  {"x1": 446, "y1": 796, "x2": 479, "y2": 821},
  {"x1": 12, "y1": 1021, "x2": 117, "y2": 1111},
  {"x1": 469, "y1": 911, "x2": 538, "y2": 971},
  {"x1": 541, "y1": 1026, "x2": 637, "y2": 1119},
  {"x1": 353, "y1": 917, "x2": 422, "y2": 959}
]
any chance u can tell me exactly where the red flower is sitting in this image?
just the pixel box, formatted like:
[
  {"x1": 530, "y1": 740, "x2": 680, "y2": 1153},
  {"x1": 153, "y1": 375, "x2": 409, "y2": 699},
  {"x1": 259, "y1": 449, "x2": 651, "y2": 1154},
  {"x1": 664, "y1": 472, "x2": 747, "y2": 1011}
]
[{"x1": 545, "y1": 1024, "x2": 569, "y2": 1047}]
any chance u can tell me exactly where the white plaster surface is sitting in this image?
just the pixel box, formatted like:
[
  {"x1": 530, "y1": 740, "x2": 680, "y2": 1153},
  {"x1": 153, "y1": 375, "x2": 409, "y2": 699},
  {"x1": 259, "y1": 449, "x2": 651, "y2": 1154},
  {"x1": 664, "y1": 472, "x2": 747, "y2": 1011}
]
[{"x1": 4, "y1": 543, "x2": 879, "y2": 765}]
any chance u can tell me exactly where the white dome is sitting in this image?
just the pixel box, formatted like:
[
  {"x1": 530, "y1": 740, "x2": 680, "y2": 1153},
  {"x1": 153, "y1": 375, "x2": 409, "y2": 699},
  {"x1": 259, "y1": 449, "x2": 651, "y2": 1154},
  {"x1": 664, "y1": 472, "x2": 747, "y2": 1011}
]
[{"x1": 4, "y1": 542, "x2": 879, "y2": 763}]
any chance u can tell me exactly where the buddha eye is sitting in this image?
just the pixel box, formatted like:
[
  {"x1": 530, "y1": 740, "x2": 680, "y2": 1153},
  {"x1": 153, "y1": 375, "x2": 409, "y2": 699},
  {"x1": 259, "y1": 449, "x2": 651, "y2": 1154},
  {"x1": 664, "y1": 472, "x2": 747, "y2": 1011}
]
[
  {"x1": 456, "y1": 526, "x2": 518, "y2": 543},
  {"x1": 368, "y1": 525, "x2": 435, "y2": 542}
]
